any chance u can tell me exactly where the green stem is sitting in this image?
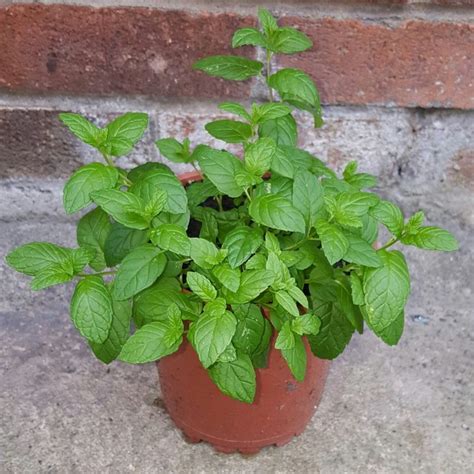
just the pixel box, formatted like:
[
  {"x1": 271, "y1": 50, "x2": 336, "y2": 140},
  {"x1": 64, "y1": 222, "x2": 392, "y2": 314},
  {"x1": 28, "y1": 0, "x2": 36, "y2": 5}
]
[
  {"x1": 244, "y1": 188, "x2": 252, "y2": 202},
  {"x1": 284, "y1": 238, "x2": 307, "y2": 251},
  {"x1": 215, "y1": 195, "x2": 224, "y2": 212},
  {"x1": 378, "y1": 237, "x2": 399, "y2": 251},
  {"x1": 266, "y1": 50, "x2": 274, "y2": 102}
]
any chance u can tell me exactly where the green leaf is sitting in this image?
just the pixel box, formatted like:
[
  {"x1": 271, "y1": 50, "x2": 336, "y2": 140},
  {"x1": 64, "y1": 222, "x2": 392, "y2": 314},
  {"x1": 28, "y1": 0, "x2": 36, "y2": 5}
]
[
  {"x1": 91, "y1": 189, "x2": 149, "y2": 230},
  {"x1": 232, "y1": 28, "x2": 266, "y2": 48},
  {"x1": 63, "y1": 163, "x2": 119, "y2": 214},
  {"x1": 30, "y1": 268, "x2": 73, "y2": 291},
  {"x1": 334, "y1": 278, "x2": 364, "y2": 333},
  {"x1": 223, "y1": 270, "x2": 274, "y2": 304},
  {"x1": 276, "y1": 290, "x2": 299, "y2": 317},
  {"x1": 288, "y1": 285, "x2": 309, "y2": 308},
  {"x1": 59, "y1": 113, "x2": 103, "y2": 148},
  {"x1": 90, "y1": 297, "x2": 132, "y2": 364},
  {"x1": 249, "y1": 194, "x2": 306, "y2": 233},
  {"x1": 103, "y1": 223, "x2": 149, "y2": 267},
  {"x1": 218, "y1": 102, "x2": 251, "y2": 121},
  {"x1": 253, "y1": 103, "x2": 292, "y2": 123},
  {"x1": 205, "y1": 119, "x2": 252, "y2": 144},
  {"x1": 244, "y1": 137, "x2": 276, "y2": 176},
  {"x1": 129, "y1": 168, "x2": 188, "y2": 215},
  {"x1": 363, "y1": 250, "x2": 410, "y2": 337},
  {"x1": 6, "y1": 242, "x2": 74, "y2": 277},
  {"x1": 258, "y1": 8, "x2": 278, "y2": 35},
  {"x1": 208, "y1": 352, "x2": 256, "y2": 403},
  {"x1": 186, "y1": 179, "x2": 219, "y2": 209},
  {"x1": 401, "y1": 226, "x2": 458, "y2": 251},
  {"x1": 343, "y1": 232, "x2": 382, "y2": 268},
  {"x1": 151, "y1": 224, "x2": 190, "y2": 255},
  {"x1": 193, "y1": 310, "x2": 237, "y2": 368},
  {"x1": 275, "y1": 321, "x2": 295, "y2": 349},
  {"x1": 155, "y1": 138, "x2": 189, "y2": 163},
  {"x1": 70, "y1": 276, "x2": 113, "y2": 344},
  {"x1": 103, "y1": 112, "x2": 148, "y2": 157},
  {"x1": 268, "y1": 68, "x2": 323, "y2": 127},
  {"x1": 232, "y1": 304, "x2": 266, "y2": 355},
  {"x1": 280, "y1": 335, "x2": 307, "y2": 381},
  {"x1": 187, "y1": 272, "x2": 217, "y2": 302},
  {"x1": 190, "y1": 238, "x2": 225, "y2": 269},
  {"x1": 308, "y1": 299, "x2": 355, "y2": 359},
  {"x1": 350, "y1": 273, "x2": 365, "y2": 306},
  {"x1": 77, "y1": 208, "x2": 111, "y2": 271},
  {"x1": 113, "y1": 245, "x2": 167, "y2": 300},
  {"x1": 316, "y1": 219, "x2": 349, "y2": 265},
  {"x1": 370, "y1": 200, "x2": 404, "y2": 237},
  {"x1": 213, "y1": 263, "x2": 241, "y2": 293},
  {"x1": 217, "y1": 343, "x2": 237, "y2": 362},
  {"x1": 195, "y1": 146, "x2": 245, "y2": 198},
  {"x1": 118, "y1": 320, "x2": 182, "y2": 363},
  {"x1": 251, "y1": 318, "x2": 272, "y2": 368},
  {"x1": 259, "y1": 114, "x2": 297, "y2": 146},
  {"x1": 291, "y1": 313, "x2": 321, "y2": 336},
  {"x1": 269, "y1": 27, "x2": 312, "y2": 54},
  {"x1": 193, "y1": 55, "x2": 263, "y2": 81},
  {"x1": 404, "y1": 211, "x2": 425, "y2": 235},
  {"x1": 223, "y1": 226, "x2": 263, "y2": 268},
  {"x1": 292, "y1": 170, "x2": 324, "y2": 228}
]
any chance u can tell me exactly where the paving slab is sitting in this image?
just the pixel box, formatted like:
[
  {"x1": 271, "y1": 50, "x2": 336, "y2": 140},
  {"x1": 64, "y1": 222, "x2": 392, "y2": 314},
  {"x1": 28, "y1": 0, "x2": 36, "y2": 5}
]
[{"x1": 1, "y1": 221, "x2": 472, "y2": 474}]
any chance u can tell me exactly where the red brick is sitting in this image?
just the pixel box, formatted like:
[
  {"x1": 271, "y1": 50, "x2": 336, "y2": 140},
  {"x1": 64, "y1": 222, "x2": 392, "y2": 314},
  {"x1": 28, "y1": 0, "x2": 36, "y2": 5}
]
[
  {"x1": 279, "y1": 18, "x2": 474, "y2": 109},
  {"x1": 0, "y1": 5, "x2": 254, "y2": 98}
]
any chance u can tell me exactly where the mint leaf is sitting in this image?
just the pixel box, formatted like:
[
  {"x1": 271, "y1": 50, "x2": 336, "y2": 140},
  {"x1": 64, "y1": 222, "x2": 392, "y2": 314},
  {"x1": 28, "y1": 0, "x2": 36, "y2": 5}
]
[
  {"x1": 155, "y1": 138, "x2": 189, "y2": 163},
  {"x1": 223, "y1": 269, "x2": 274, "y2": 304},
  {"x1": 363, "y1": 250, "x2": 410, "y2": 337},
  {"x1": 308, "y1": 299, "x2": 355, "y2": 359},
  {"x1": 195, "y1": 146, "x2": 245, "y2": 198},
  {"x1": 292, "y1": 170, "x2": 324, "y2": 228},
  {"x1": 244, "y1": 137, "x2": 276, "y2": 176},
  {"x1": 259, "y1": 114, "x2": 297, "y2": 146},
  {"x1": 70, "y1": 276, "x2": 113, "y2": 344},
  {"x1": 30, "y1": 268, "x2": 74, "y2": 291},
  {"x1": 190, "y1": 238, "x2": 225, "y2": 269},
  {"x1": 223, "y1": 226, "x2": 263, "y2": 268},
  {"x1": 118, "y1": 320, "x2": 182, "y2": 364},
  {"x1": 103, "y1": 112, "x2": 148, "y2": 157},
  {"x1": 280, "y1": 334, "x2": 306, "y2": 381},
  {"x1": 6, "y1": 242, "x2": 73, "y2": 276},
  {"x1": 187, "y1": 272, "x2": 217, "y2": 302},
  {"x1": 77, "y1": 208, "x2": 111, "y2": 271},
  {"x1": 205, "y1": 119, "x2": 252, "y2": 144},
  {"x1": 218, "y1": 102, "x2": 251, "y2": 121},
  {"x1": 103, "y1": 224, "x2": 149, "y2": 267},
  {"x1": 401, "y1": 226, "x2": 458, "y2": 251},
  {"x1": 151, "y1": 224, "x2": 190, "y2": 255},
  {"x1": 363, "y1": 306, "x2": 404, "y2": 346},
  {"x1": 258, "y1": 8, "x2": 278, "y2": 35},
  {"x1": 208, "y1": 352, "x2": 256, "y2": 403},
  {"x1": 275, "y1": 321, "x2": 295, "y2": 349},
  {"x1": 343, "y1": 232, "x2": 382, "y2": 268},
  {"x1": 315, "y1": 219, "x2": 349, "y2": 265},
  {"x1": 350, "y1": 273, "x2": 365, "y2": 306},
  {"x1": 193, "y1": 55, "x2": 263, "y2": 80},
  {"x1": 269, "y1": 27, "x2": 312, "y2": 54},
  {"x1": 249, "y1": 194, "x2": 306, "y2": 233},
  {"x1": 334, "y1": 277, "x2": 364, "y2": 333},
  {"x1": 253, "y1": 103, "x2": 292, "y2": 123},
  {"x1": 91, "y1": 189, "x2": 149, "y2": 230},
  {"x1": 370, "y1": 200, "x2": 404, "y2": 237},
  {"x1": 90, "y1": 296, "x2": 132, "y2": 364},
  {"x1": 275, "y1": 290, "x2": 299, "y2": 316},
  {"x1": 291, "y1": 313, "x2": 321, "y2": 336},
  {"x1": 232, "y1": 28, "x2": 266, "y2": 48},
  {"x1": 193, "y1": 310, "x2": 237, "y2": 368},
  {"x1": 232, "y1": 304, "x2": 266, "y2": 355},
  {"x1": 268, "y1": 68, "x2": 323, "y2": 127},
  {"x1": 129, "y1": 168, "x2": 188, "y2": 215},
  {"x1": 113, "y1": 245, "x2": 166, "y2": 300},
  {"x1": 212, "y1": 263, "x2": 241, "y2": 293},
  {"x1": 63, "y1": 163, "x2": 118, "y2": 214},
  {"x1": 404, "y1": 211, "x2": 425, "y2": 235},
  {"x1": 59, "y1": 113, "x2": 103, "y2": 148}
]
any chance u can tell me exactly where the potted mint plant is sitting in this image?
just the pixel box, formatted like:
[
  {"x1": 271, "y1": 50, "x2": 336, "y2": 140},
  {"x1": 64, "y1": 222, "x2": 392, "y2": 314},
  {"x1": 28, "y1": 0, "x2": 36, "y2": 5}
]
[{"x1": 6, "y1": 9, "x2": 458, "y2": 454}]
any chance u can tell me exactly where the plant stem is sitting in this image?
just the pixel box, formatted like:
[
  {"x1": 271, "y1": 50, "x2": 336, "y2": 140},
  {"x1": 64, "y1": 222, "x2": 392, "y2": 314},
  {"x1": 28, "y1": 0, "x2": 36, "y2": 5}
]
[
  {"x1": 266, "y1": 50, "x2": 274, "y2": 102},
  {"x1": 215, "y1": 195, "x2": 224, "y2": 212},
  {"x1": 244, "y1": 188, "x2": 252, "y2": 202},
  {"x1": 378, "y1": 237, "x2": 400, "y2": 251},
  {"x1": 284, "y1": 238, "x2": 307, "y2": 251}
]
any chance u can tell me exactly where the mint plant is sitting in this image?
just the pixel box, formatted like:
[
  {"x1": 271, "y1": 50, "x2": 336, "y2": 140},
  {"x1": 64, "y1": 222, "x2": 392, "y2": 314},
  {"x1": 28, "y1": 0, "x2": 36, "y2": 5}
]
[{"x1": 6, "y1": 9, "x2": 458, "y2": 404}]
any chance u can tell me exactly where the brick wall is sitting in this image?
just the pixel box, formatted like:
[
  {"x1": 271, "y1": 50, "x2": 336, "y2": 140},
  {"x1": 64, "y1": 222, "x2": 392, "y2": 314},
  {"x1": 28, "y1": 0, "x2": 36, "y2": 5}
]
[{"x1": 0, "y1": 1, "x2": 473, "y2": 231}]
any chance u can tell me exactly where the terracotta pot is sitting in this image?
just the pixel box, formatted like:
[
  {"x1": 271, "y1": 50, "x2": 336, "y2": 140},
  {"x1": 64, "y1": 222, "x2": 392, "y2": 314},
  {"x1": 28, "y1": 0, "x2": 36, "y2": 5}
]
[
  {"x1": 158, "y1": 336, "x2": 330, "y2": 454},
  {"x1": 156, "y1": 171, "x2": 331, "y2": 453}
]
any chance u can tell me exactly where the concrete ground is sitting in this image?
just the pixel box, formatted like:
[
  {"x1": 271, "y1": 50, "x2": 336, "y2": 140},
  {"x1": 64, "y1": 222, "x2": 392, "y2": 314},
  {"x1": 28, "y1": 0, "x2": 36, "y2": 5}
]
[{"x1": 1, "y1": 218, "x2": 472, "y2": 474}]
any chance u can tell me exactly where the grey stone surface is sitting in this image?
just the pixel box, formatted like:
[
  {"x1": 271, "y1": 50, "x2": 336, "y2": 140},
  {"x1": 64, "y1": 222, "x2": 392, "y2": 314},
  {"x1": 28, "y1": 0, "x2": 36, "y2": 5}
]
[{"x1": 1, "y1": 214, "x2": 473, "y2": 473}]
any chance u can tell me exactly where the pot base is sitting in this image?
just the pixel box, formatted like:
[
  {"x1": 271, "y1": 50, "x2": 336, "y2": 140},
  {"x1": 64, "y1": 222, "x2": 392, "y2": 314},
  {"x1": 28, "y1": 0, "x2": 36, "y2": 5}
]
[{"x1": 158, "y1": 338, "x2": 330, "y2": 454}]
